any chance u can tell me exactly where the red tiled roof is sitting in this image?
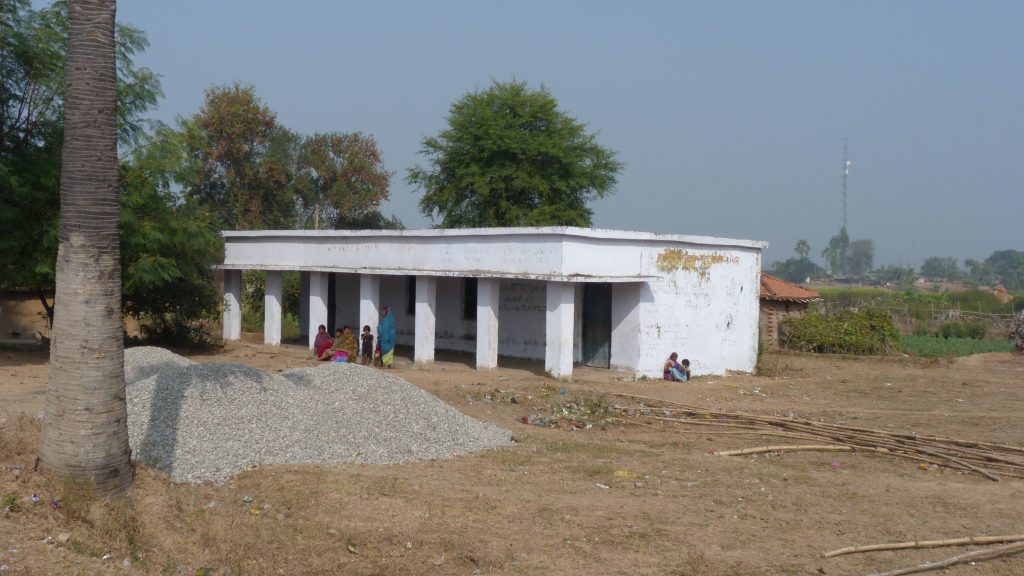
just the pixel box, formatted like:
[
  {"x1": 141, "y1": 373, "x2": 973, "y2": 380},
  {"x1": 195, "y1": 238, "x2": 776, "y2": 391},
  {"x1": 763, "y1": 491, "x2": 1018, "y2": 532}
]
[{"x1": 760, "y1": 273, "x2": 822, "y2": 303}]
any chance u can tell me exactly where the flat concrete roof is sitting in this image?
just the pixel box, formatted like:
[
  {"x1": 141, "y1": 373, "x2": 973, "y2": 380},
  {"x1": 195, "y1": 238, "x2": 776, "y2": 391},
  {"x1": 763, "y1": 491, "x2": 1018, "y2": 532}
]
[{"x1": 222, "y1": 226, "x2": 769, "y2": 250}]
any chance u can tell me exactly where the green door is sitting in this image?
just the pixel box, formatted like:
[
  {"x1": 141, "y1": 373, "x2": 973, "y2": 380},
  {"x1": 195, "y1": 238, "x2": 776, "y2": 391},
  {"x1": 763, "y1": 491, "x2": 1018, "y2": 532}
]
[{"x1": 582, "y1": 283, "x2": 612, "y2": 368}]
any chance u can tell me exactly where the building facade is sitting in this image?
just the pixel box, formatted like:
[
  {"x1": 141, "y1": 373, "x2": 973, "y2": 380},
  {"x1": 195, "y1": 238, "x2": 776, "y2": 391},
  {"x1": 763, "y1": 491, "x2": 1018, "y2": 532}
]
[{"x1": 221, "y1": 227, "x2": 766, "y2": 379}]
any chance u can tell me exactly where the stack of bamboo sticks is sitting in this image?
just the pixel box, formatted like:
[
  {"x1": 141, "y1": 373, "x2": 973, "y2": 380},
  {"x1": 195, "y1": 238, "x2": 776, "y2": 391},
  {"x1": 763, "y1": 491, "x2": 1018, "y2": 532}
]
[{"x1": 611, "y1": 392, "x2": 1024, "y2": 481}]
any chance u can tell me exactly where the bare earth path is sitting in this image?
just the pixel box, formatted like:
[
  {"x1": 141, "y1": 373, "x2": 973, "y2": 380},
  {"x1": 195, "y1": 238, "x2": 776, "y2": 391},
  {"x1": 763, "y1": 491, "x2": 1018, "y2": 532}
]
[{"x1": 1, "y1": 343, "x2": 1022, "y2": 575}]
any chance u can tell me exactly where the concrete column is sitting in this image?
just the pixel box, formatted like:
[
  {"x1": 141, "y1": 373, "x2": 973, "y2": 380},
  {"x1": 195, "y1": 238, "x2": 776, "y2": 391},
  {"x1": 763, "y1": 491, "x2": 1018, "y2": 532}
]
[
  {"x1": 545, "y1": 281, "x2": 575, "y2": 378},
  {"x1": 359, "y1": 274, "x2": 381, "y2": 337},
  {"x1": 476, "y1": 278, "x2": 500, "y2": 370},
  {"x1": 222, "y1": 269, "x2": 242, "y2": 341},
  {"x1": 307, "y1": 271, "x2": 329, "y2": 349},
  {"x1": 414, "y1": 276, "x2": 437, "y2": 365},
  {"x1": 264, "y1": 271, "x2": 282, "y2": 346}
]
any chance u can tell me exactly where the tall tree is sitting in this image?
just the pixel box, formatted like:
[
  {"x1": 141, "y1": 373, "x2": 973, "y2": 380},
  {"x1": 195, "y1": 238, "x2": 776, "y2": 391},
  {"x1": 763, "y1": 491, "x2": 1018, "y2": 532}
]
[
  {"x1": 408, "y1": 80, "x2": 622, "y2": 228},
  {"x1": 0, "y1": 0, "x2": 160, "y2": 308},
  {"x1": 986, "y1": 249, "x2": 1024, "y2": 291},
  {"x1": 295, "y1": 132, "x2": 392, "y2": 230},
  {"x1": 848, "y1": 239, "x2": 874, "y2": 276},
  {"x1": 37, "y1": 0, "x2": 132, "y2": 494},
  {"x1": 183, "y1": 84, "x2": 297, "y2": 230},
  {"x1": 794, "y1": 239, "x2": 810, "y2": 259},
  {"x1": 120, "y1": 123, "x2": 223, "y2": 333},
  {"x1": 821, "y1": 227, "x2": 850, "y2": 275},
  {"x1": 920, "y1": 256, "x2": 961, "y2": 281}
]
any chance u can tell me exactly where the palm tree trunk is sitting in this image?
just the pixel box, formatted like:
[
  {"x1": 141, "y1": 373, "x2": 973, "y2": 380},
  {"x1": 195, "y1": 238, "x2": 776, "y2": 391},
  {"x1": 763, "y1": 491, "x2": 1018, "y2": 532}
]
[{"x1": 37, "y1": 0, "x2": 132, "y2": 495}]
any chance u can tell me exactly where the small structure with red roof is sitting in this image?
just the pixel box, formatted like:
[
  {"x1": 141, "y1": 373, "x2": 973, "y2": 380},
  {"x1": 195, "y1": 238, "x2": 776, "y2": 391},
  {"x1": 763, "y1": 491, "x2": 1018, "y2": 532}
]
[{"x1": 759, "y1": 273, "x2": 822, "y2": 348}]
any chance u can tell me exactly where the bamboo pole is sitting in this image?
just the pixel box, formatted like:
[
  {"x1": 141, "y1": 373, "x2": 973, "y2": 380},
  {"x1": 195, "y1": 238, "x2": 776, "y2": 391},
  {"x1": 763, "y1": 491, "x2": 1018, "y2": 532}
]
[
  {"x1": 825, "y1": 534, "x2": 1024, "y2": 558},
  {"x1": 612, "y1": 392, "x2": 1024, "y2": 480},
  {"x1": 863, "y1": 540, "x2": 1024, "y2": 576},
  {"x1": 714, "y1": 445, "x2": 853, "y2": 456}
]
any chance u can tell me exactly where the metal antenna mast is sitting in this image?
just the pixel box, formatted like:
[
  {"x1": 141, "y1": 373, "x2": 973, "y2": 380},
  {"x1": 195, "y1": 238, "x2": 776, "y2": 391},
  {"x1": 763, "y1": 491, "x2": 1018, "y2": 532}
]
[{"x1": 841, "y1": 138, "x2": 850, "y2": 230}]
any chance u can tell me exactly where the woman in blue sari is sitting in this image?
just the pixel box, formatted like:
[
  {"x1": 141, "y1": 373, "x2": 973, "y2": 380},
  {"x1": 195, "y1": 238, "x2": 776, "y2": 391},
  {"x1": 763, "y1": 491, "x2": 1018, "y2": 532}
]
[{"x1": 378, "y1": 305, "x2": 396, "y2": 368}]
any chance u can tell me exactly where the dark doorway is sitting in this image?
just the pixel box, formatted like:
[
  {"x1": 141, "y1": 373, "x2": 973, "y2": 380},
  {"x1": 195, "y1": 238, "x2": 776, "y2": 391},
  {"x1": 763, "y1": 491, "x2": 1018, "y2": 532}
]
[
  {"x1": 327, "y1": 273, "x2": 336, "y2": 331},
  {"x1": 582, "y1": 283, "x2": 612, "y2": 368}
]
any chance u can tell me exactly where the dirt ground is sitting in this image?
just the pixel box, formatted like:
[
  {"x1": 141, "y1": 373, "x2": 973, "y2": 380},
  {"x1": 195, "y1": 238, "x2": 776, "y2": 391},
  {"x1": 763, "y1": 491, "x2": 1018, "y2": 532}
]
[{"x1": 2, "y1": 343, "x2": 1023, "y2": 575}]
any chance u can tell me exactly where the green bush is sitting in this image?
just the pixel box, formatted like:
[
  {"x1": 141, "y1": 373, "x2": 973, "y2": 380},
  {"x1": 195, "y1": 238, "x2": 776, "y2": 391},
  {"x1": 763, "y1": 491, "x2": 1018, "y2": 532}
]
[
  {"x1": 780, "y1": 308, "x2": 899, "y2": 355},
  {"x1": 937, "y1": 321, "x2": 987, "y2": 340}
]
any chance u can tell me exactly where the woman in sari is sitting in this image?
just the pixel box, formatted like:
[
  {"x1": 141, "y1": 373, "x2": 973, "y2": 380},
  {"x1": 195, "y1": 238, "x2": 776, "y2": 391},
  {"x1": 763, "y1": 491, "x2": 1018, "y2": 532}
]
[
  {"x1": 313, "y1": 325, "x2": 333, "y2": 360},
  {"x1": 338, "y1": 325, "x2": 359, "y2": 360},
  {"x1": 377, "y1": 305, "x2": 396, "y2": 368}
]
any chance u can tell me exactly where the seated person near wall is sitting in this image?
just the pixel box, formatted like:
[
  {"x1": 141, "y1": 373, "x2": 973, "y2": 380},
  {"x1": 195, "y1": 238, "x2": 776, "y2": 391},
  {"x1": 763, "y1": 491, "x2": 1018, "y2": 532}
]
[
  {"x1": 314, "y1": 325, "x2": 334, "y2": 360},
  {"x1": 663, "y1": 352, "x2": 691, "y2": 382},
  {"x1": 320, "y1": 326, "x2": 359, "y2": 362},
  {"x1": 337, "y1": 325, "x2": 359, "y2": 362}
]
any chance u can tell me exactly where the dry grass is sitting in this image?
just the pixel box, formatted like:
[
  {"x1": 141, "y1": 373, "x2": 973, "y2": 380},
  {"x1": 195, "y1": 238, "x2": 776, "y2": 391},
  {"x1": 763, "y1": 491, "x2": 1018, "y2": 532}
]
[{"x1": 1, "y1": 347, "x2": 1023, "y2": 575}]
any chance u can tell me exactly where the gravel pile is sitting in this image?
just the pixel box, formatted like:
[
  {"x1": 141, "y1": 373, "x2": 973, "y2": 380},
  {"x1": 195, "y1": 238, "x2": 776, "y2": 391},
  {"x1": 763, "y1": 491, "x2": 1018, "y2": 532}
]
[{"x1": 124, "y1": 346, "x2": 513, "y2": 483}]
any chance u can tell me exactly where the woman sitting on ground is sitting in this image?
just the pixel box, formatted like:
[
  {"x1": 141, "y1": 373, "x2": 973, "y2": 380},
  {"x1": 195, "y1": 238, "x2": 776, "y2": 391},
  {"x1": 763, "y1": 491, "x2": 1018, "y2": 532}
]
[
  {"x1": 337, "y1": 325, "x2": 359, "y2": 361},
  {"x1": 313, "y1": 325, "x2": 333, "y2": 360},
  {"x1": 663, "y1": 352, "x2": 690, "y2": 382},
  {"x1": 319, "y1": 328, "x2": 344, "y2": 361}
]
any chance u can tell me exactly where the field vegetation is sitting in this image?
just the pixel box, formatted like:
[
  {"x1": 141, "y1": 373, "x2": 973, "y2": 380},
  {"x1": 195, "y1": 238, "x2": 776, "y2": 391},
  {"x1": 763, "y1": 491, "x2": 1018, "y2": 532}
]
[{"x1": 899, "y1": 335, "x2": 1013, "y2": 358}]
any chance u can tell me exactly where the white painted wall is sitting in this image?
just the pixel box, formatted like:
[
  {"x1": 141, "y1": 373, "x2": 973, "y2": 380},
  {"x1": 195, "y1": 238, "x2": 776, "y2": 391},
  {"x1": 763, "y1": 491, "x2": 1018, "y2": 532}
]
[
  {"x1": 634, "y1": 245, "x2": 762, "y2": 377},
  {"x1": 223, "y1": 228, "x2": 765, "y2": 376}
]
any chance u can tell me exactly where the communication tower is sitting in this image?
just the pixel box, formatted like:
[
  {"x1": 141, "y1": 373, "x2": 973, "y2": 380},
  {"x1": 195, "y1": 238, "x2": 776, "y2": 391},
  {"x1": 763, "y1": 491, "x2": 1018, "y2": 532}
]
[{"x1": 841, "y1": 138, "x2": 850, "y2": 230}]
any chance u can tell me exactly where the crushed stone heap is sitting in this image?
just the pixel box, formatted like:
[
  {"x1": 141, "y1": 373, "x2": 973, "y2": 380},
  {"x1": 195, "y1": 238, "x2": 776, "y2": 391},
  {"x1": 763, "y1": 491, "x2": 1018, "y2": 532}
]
[{"x1": 124, "y1": 346, "x2": 513, "y2": 483}]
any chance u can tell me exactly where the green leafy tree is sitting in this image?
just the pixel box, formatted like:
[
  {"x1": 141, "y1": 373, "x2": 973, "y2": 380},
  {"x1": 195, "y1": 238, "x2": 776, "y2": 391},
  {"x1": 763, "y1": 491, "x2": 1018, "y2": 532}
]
[
  {"x1": 821, "y1": 227, "x2": 850, "y2": 275},
  {"x1": 964, "y1": 258, "x2": 995, "y2": 287},
  {"x1": 920, "y1": 256, "x2": 961, "y2": 281},
  {"x1": 296, "y1": 132, "x2": 392, "y2": 229},
  {"x1": 875, "y1": 265, "x2": 917, "y2": 286},
  {"x1": 848, "y1": 239, "x2": 874, "y2": 276},
  {"x1": 183, "y1": 84, "x2": 297, "y2": 230},
  {"x1": 770, "y1": 239, "x2": 824, "y2": 283},
  {"x1": 795, "y1": 239, "x2": 810, "y2": 259},
  {"x1": 335, "y1": 210, "x2": 404, "y2": 230},
  {"x1": 771, "y1": 258, "x2": 825, "y2": 284},
  {"x1": 985, "y1": 249, "x2": 1024, "y2": 291},
  {"x1": 0, "y1": 0, "x2": 160, "y2": 318},
  {"x1": 120, "y1": 123, "x2": 222, "y2": 333},
  {"x1": 408, "y1": 80, "x2": 622, "y2": 227}
]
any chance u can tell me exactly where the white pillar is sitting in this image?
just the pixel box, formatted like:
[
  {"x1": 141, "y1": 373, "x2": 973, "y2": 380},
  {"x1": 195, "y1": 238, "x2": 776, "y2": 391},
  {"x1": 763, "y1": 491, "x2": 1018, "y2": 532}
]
[
  {"x1": 476, "y1": 278, "x2": 500, "y2": 370},
  {"x1": 359, "y1": 274, "x2": 381, "y2": 338},
  {"x1": 307, "y1": 271, "x2": 329, "y2": 349},
  {"x1": 222, "y1": 269, "x2": 242, "y2": 341},
  {"x1": 414, "y1": 276, "x2": 437, "y2": 365},
  {"x1": 264, "y1": 270, "x2": 282, "y2": 346},
  {"x1": 545, "y1": 281, "x2": 575, "y2": 378}
]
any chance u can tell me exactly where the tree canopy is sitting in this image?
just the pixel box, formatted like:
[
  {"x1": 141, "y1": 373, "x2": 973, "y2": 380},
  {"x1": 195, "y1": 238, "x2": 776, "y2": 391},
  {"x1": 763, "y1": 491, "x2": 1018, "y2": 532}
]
[
  {"x1": 296, "y1": 132, "x2": 392, "y2": 230},
  {"x1": 0, "y1": 0, "x2": 161, "y2": 293},
  {"x1": 120, "y1": 124, "x2": 223, "y2": 330},
  {"x1": 182, "y1": 83, "x2": 298, "y2": 230},
  {"x1": 770, "y1": 240, "x2": 825, "y2": 283},
  {"x1": 408, "y1": 80, "x2": 622, "y2": 228},
  {"x1": 921, "y1": 256, "x2": 961, "y2": 281}
]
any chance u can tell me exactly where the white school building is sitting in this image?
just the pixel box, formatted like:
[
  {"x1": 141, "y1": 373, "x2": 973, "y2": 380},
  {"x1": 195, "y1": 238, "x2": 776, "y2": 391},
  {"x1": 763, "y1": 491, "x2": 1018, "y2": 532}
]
[{"x1": 220, "y1": 227, "x2": 767, "y2": 379}]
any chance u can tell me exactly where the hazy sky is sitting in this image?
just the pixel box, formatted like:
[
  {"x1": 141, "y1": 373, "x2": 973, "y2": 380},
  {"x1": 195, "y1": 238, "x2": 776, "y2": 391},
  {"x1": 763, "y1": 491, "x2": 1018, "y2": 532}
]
[{"x1": 107, "y1": 0, "x2": 1021, "y2": 267}]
